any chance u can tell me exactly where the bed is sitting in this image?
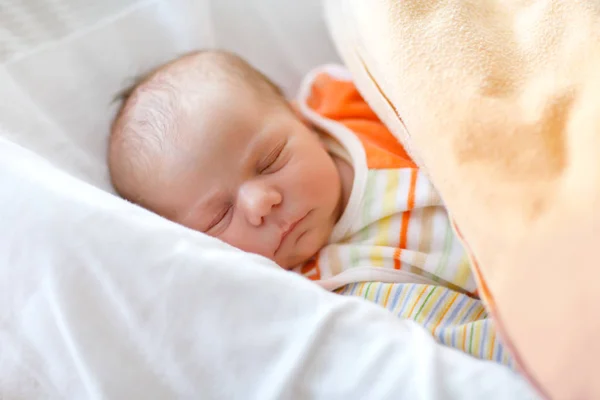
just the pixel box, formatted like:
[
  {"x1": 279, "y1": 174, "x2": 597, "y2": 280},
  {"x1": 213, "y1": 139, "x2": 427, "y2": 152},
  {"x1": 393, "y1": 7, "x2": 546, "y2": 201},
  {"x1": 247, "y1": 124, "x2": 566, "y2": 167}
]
[{"x1": 0, "y1": 0, "x2": 539, "y2": 398}]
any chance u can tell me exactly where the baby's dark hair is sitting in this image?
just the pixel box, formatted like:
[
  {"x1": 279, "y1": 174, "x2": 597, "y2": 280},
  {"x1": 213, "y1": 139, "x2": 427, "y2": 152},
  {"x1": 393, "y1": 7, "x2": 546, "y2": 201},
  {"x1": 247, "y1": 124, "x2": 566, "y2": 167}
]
[{"x1": 108, "y1": 50, "x2": 287, "y2": 211}]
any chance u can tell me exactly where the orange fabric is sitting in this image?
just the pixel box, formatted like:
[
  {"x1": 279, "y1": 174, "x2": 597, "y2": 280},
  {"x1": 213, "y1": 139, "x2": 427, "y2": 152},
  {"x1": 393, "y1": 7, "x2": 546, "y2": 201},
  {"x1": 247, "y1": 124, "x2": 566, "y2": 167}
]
[
  {"x1": 393, "y1": 169, "x2": 418, "y2": 269},
  {"x1": 300, "y1": 73, "x2": 418, "y2": 281},
  {"x1": 306, "y1": 73, "x2": 416, "y2": 170},
  {"x1": 301, "y1": 253, "x2": 321, "y2": 281}
]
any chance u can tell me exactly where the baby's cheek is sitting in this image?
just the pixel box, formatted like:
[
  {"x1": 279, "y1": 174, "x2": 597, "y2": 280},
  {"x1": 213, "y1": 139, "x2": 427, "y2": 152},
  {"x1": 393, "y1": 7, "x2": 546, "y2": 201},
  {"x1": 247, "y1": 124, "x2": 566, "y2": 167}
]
[
  {"x1": 299, "y1": 158, "x2": 335, "y2": 187},
  {"x1": 312, "y1": 163, "x2": 340, "y2": 198},
  {"x1": 220, "y1": 225, "x2": 272, "y2": 259},
  {"x1": 284, "y1": 233, "x2": 321, "y2": 268}
]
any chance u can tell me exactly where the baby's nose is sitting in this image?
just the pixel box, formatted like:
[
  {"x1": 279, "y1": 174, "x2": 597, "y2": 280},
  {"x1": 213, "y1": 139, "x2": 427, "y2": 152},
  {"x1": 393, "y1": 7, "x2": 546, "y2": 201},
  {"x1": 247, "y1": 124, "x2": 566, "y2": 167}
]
[{"x1": 238, "y1": 180, "x2": 282, "y2": 226}]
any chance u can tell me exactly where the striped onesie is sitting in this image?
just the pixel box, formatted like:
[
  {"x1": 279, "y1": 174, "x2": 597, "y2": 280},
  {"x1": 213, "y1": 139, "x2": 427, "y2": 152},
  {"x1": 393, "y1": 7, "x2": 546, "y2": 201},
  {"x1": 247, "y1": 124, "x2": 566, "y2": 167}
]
[{"x1": 293, "y1": 65, "x2": 511, "y2": 366}]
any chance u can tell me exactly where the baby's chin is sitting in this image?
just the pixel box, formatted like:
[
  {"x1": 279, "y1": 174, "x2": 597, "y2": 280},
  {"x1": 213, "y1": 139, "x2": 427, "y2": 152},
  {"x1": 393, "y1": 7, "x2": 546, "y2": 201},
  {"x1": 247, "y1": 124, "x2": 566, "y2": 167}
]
[
  {"x1": 276, "y1": 251, "x2": 312, "y2": 270},
  {"x1": 278, "y1": 228, "x2": 330, "y2": 270}
]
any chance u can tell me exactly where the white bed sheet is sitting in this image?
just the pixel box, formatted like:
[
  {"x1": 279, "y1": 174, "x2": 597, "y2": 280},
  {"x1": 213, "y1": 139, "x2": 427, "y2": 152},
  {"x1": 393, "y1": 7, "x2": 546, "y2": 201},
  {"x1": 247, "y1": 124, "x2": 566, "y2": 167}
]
[{"x1": 0, "y1": 0, "x2": 539, "y2": 398}]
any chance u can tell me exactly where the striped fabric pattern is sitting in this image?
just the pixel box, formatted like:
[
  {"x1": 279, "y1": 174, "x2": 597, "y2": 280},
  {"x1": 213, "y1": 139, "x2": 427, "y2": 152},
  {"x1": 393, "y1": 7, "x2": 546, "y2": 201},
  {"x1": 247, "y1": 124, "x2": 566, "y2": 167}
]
[
  {"x1": 337, "y1": 281, "x2": 513, "y2": 366},
  {"x1": 304, "y1": 167, "x2": 477, "y2": 294},
  {"x1": 297, "y1": 69, "x2": 478, "y2": 295},
  {"x1": 295, "y1": 67, "x2": 505, "y2": 364}
]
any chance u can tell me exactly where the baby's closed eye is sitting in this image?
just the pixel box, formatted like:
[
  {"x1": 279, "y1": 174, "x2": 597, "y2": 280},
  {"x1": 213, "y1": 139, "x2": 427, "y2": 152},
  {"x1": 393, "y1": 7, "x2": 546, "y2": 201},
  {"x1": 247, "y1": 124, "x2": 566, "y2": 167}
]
[
  {"x1": 259, "y1": 140, "x2": 288, "y2": 174},
  {"x1": 205, "y1": 205, "x2": 233, "y2": 234}
]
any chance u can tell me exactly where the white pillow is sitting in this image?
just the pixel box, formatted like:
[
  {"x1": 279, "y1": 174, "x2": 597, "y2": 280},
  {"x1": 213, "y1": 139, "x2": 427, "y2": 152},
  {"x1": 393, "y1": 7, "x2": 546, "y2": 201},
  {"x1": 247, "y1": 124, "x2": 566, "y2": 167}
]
[{"x1": 0, "y1": 1, "x2": 539, "y2": 398}]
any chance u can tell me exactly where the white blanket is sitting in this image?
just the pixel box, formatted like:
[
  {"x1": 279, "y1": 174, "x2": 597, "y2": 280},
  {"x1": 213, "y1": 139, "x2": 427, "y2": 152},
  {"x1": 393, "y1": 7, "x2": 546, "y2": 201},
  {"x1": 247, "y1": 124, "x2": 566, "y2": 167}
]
[{"x1": 0, "y1": 0, "x2": 538, "y2": 398}]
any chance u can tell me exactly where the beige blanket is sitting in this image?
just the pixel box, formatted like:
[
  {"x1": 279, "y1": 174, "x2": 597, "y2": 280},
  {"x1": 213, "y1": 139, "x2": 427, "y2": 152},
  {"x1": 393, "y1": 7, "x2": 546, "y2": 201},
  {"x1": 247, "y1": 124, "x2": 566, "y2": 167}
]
[{"x1": 325, "y1": 1, "x2": 600, "y2": 398}]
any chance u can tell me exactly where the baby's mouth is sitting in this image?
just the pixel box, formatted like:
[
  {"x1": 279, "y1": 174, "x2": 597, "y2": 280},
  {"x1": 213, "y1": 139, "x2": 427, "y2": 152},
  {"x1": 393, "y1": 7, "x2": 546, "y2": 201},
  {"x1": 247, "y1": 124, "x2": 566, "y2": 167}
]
[{"x1": 274, "y1": 212, "x2": 310, "y2": 256}]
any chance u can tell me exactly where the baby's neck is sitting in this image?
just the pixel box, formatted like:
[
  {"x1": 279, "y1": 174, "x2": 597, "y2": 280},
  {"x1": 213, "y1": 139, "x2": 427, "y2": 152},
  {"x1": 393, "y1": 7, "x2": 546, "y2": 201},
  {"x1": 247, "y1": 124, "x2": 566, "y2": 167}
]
[{"x1": 331, "y1": 153, "x2": 354, "y2": 222}]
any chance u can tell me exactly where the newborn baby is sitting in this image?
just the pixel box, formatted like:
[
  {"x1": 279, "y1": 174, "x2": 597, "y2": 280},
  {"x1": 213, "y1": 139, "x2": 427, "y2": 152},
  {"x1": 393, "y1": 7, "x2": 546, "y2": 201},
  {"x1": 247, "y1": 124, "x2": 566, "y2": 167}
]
[
  {"x1": 111, "y1": 49, "x2": 474, "y2": 291},
  {"x1": 110, "y1": 50, "x2": 353, "y2": 270},
  {"x1": 109, "y1": 50, "x2": 509, "y2": 365}
]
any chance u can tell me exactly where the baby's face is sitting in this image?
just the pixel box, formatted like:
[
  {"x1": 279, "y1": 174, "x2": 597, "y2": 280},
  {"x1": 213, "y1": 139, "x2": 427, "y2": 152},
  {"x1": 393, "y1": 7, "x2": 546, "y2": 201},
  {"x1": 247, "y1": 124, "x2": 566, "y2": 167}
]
[{"x1": 156, "y1": 85, "x2": 344, "y2": 269}]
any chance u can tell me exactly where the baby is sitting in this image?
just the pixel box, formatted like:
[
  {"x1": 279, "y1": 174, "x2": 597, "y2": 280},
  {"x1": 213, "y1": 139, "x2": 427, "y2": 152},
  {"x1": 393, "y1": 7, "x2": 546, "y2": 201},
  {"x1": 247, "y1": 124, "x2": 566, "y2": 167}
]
[
  {"x1": 110, "y1": 49, "x2": 474, "y2": 290},
  {"x1": 110, "y1": 50, "x2": 352, "y2": 270},
  {"x1": 110, "y1": 50, "x2": 510, "y2": 365}
]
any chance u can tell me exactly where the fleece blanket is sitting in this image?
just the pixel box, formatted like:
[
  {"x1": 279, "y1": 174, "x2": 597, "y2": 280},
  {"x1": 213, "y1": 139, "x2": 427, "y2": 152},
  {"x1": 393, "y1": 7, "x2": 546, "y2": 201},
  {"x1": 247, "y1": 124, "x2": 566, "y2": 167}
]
[{"x1": 325, "y1": 0, "x2": 600, "y2": 398}]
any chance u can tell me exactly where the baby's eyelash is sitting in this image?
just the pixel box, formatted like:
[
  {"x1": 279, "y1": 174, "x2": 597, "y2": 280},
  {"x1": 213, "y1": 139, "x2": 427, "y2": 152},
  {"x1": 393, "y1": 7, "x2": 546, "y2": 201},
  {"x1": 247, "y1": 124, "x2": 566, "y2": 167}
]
[
  {"x1": 206, "y1": 205, "x2": 232, "y2": 231},
  {"x1": 259, "y1": 142, "x2": 285, "y2": 173}
]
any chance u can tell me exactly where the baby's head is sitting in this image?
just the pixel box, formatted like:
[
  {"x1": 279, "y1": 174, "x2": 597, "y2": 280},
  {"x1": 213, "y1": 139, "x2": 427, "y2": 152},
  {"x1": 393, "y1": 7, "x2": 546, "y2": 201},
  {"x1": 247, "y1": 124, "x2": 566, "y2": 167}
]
[{"x1": 109, "y1": 50, "x2": 345, "y2": 269}]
